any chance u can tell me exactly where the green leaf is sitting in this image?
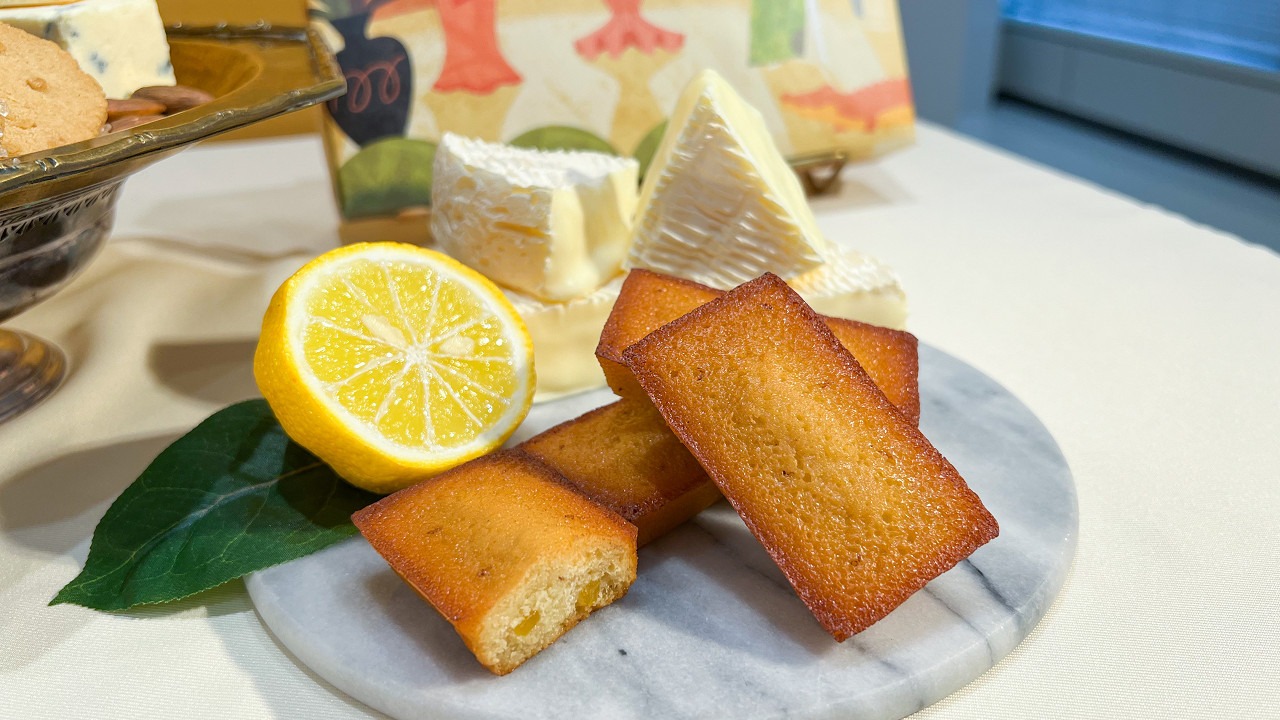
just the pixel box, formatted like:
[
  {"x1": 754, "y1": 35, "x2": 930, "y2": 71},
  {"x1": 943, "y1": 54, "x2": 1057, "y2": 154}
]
[
  {"x1": 509, "y1": 125, "x2": 617, "y2": 155},
  {"x1": 339, "y1": 137, "x2": 436, "y2": 218},
  {"x1": 52, "y1": 400, "x2": 379, "y2": 611},
  {"x1": 632, "y1": 120, "x2": 668, "y2": 179}
]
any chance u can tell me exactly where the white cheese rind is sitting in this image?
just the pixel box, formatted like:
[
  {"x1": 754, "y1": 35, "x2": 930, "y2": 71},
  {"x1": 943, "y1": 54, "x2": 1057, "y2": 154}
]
[
  {"x1": 789, "y1": 249, "x2": 908, "y2": 329},
  {"x1": 431, "y1": 133, "x2": 638, "y2": 303},
  {"x1": 626, "y1": 69, "x2": 835, "y2": 289},
  {"x1": 0, "y1": 0, "x2": 175, "y2": 99},
  {"x1": 505, "y1": 274, "x2": 623, "y2": 401}
]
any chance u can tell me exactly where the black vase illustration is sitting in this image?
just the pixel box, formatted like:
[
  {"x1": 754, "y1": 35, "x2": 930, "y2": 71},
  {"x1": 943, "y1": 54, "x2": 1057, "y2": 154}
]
[{"x1": 328, "y1": 10, "x2": 412, "y2": 147}]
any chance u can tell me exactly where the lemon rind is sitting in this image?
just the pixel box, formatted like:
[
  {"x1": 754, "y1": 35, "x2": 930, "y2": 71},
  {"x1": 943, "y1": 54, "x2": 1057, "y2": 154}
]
[{"x1": 258, "y1": 242, "x2": 535, "y2": 492}]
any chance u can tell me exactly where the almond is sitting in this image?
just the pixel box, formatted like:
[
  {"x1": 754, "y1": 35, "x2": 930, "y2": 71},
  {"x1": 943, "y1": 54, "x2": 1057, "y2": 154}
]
[
  {"x1": 107, "y1": 97, "x2": 165, "y2": 120},
  {"x1": 131, "y1": 85, "x2": 214, "y2": 113}
]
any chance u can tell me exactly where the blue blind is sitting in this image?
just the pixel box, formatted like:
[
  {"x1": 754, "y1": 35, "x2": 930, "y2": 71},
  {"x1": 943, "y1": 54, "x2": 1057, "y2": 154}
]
[{"x1": 1003, "y1": 1, "x2": 1280, "y2": 71}]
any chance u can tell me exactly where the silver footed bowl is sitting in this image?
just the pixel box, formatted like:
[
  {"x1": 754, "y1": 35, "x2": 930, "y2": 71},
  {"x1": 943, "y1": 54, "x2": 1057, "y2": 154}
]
[
  {"x1": 0, "y1": 25, "x2": 344, "y2": 423},
  {"x1": 0, "y1": 181, "x2": 120, "y2": 323}
]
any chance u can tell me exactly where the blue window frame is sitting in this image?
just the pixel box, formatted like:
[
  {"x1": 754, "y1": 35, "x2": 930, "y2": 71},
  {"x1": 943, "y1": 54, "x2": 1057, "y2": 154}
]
[
  {"x1": 1002, "y1": 1, "x2": 1280, "y2": 71},
  {"x1": 996, "y1": 1, "x2": 1280, "y2": 178}
]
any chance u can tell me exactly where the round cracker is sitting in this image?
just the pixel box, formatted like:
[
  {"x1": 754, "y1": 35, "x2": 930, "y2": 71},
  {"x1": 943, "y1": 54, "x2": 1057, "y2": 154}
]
[{"x1": 0, "y1": 22, "x2": 107, "y2": 157}]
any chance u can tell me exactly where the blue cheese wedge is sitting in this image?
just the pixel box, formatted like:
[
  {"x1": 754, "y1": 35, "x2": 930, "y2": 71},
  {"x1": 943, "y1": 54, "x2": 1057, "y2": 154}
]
[
  {"x1": 0, "y1": 0, "x2": 174, "y2": 99},
  {"x1": 626, "y1": 69, "x2": 835, "y2": 289},
  {"x1": 431, "y1": 133, "x2": 639, "y2": 303}
]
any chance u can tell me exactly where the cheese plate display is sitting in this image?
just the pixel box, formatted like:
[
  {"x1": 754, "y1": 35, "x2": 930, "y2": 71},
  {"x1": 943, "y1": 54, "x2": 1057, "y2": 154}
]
[{"x1": 426, "y1": 70, "x2": 908, "y2": 402}]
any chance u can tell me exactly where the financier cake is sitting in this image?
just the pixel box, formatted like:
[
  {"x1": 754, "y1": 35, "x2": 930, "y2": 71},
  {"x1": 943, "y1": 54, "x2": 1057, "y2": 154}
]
[
  {"x1": 521, "y1": 399, "x2": 720, "y2": 546},
  {"x1": 622, "y1": 273, "x2": 998, "y2": 640},
  {"x1": 352, "y1": 450, "x2": 638, "y2": 675},
  {"x1": 0, "y1": 23, "x2": 107, "y2": 157},
  {"x1": 598, "y1": 269, "x2": 921, "y2": 423}
]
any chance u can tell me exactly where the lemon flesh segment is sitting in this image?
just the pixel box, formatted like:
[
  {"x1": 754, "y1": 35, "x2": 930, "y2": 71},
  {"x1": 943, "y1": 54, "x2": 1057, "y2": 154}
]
[
  {"x1": 258, "y1": 243, "x2": 535, "y2": 493},
  {"x1": 300, "y1": 258, "x2": 522, "y2": 448}
]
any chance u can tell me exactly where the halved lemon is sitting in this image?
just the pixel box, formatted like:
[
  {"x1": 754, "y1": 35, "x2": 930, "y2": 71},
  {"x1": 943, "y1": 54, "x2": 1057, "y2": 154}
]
[{"x1": 254, "y1": 242, "x2": 535, "y2": 493}]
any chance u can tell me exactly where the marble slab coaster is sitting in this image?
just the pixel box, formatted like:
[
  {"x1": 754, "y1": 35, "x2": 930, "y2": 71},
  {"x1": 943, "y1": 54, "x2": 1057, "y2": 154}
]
[{"x1": 247, "y1": 345, "x2": 1077, "y2": 720}]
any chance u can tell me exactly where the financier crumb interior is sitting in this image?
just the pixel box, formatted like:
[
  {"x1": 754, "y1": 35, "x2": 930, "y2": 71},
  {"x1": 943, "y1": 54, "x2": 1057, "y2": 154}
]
[{"x1": 353, "y1": 450, "x2": 638, "y2": 675}]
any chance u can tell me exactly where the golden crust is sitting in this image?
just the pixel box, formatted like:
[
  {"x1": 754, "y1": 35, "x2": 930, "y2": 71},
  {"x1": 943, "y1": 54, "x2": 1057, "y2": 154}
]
[
  {"x1": 0, "y1": 23, "x2": 107, "y2": 157},
  {"x1": 622, "y1": 274, "x2": 997, "y2": 640},
  {"x1": 352, "y1": 450, "x2": 638, "y2": 673},
  {"x1": 521, "y1": 399, "x2": 720, "y2": 546},
  {"x1": 596, "y1": 269, "x2": 723, "y2": 399},
  {"x1": 598, "y1": 269, "x2": 920, "y2": 423},
  {"x1": 823, "y1": 315, "x2": 920, "y2": 424}
]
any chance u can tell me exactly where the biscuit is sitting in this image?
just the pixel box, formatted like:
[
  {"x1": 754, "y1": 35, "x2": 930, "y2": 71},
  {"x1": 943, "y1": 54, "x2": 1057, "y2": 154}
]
[
  {"x1": 597, "y1": 269, "x2": 921, "y2": 423},
  {"x1": 623, "y1": 274, "x2": 998, "y2": 640},
  {"x1": 353, "y1": 450, "x2": 638, "y2": 675},
  {"x1": 521, "y1": 399, "x2": 720, "y2": 546},
  {"x1": 0, "y1": 23, "x2": 107, "y2": 157}
]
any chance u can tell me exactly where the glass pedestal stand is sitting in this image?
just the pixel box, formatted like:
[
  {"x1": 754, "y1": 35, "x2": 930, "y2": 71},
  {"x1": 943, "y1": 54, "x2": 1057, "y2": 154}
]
[{"x1": 0, "y1": 329, "x2": 66, "y2": 423}]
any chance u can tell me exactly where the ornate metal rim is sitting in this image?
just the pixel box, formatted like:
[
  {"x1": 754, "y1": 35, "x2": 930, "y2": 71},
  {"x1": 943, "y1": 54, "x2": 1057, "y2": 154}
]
[{"x1": 0, "y1": 24, "x2": 345, "y2": 203}]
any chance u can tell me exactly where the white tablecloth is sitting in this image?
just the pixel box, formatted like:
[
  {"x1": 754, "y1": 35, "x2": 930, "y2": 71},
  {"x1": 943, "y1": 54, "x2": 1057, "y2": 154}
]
[{"x1": 3, "y1": 123, "x2": 1277, "y2": 718}]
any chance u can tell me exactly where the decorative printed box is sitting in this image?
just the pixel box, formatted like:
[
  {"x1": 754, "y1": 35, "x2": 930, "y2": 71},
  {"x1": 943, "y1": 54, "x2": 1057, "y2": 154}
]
[{"x1": 309, "y1": 0, "x2": 913, "y2": 234}]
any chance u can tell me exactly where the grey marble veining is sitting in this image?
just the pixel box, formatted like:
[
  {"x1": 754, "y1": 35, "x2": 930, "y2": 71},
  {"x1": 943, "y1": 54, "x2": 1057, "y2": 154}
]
[{"x1": 247, "y1": 345, "x2": 1077, "y2": 720}]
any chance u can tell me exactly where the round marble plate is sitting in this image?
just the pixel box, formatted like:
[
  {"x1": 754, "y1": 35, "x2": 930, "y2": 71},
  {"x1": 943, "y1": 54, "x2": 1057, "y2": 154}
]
[{"x1": 247, "y1": 345, "x2": 1077, "y2": 720}]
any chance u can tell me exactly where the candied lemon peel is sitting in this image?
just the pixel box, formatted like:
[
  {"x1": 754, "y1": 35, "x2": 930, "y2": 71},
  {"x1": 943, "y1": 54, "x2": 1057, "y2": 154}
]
[{"x1": 254, "y1": 242, "x2": 535, "y2": 493}]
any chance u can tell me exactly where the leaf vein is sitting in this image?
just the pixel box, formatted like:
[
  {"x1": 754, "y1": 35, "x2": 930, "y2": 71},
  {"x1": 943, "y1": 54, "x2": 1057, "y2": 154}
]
[{"x1": 70, "y1": 462, "x2": 324, "y2": 595}]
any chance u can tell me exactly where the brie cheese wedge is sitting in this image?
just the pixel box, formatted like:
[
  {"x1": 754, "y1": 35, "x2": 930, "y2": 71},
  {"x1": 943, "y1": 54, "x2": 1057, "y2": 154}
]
[
  {"x1": 790, "y1": 249, "x2": 908, "y2": 330},
  {"x1": 431, "y1": 133, "x2": 638, "y2": 303},
  {"x1": 506, "y1": 275, "x2": 624, "y2": 400},
  {"x1": 626, "y1": 69, "x2": 835, "y2": 289}
]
